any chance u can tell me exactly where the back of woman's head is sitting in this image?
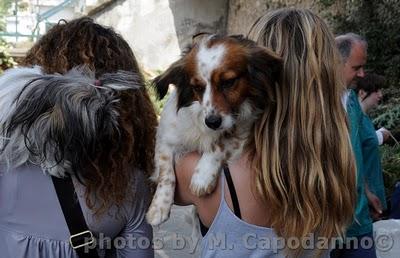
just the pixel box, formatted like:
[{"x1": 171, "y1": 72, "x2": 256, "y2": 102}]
[
  {"x1": 22, "y1": 17, "x2": 139, "y2": 77},
  {"x1": 22, "y1": 17, "x2": 157, "y2": 214},
  {"x1": 356, "y1": 73, "x2": 386, "y2": 96},
  {"x1": 247, "y1": 8, "x2": 356, "y2": 249}
]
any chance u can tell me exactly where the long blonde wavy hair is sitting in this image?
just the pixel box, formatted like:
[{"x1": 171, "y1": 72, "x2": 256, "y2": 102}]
[{"x1": 247, "y1": 8, "x2": 356, "y2": 248}]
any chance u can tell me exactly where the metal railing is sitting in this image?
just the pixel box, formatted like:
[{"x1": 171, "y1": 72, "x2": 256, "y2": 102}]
[{"x1": 0, "y1": 0, "x2": 76, "y2": 41}]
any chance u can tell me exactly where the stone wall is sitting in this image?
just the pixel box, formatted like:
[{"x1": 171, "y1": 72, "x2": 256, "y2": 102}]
[
  {"x1": 226, "y1": 0, "x2": 344, "y2": 35},
  {"x1": 91, "y1": 0, "x2": 344, "y2": 71},
  {"x1": 92, "y1": 0, "x2": 228, "y2": 72}
]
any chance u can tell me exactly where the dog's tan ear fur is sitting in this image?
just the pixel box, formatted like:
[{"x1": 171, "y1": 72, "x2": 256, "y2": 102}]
[{"x1": 192, "y1": 32, "x2": 212, "y2": 46}]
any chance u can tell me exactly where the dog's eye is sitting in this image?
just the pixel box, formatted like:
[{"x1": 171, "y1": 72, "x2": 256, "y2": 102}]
[
  {"x1": 220, "y1": 78, "x2": 237, "y2": 89},
  {"x1": 193, "y1": 85, "x2": 205, "y2": 94}
]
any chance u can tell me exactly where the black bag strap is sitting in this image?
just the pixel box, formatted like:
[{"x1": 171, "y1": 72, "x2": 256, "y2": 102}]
[{"x1": 51, "y1": 176, "x2": 99, "y2": 258}]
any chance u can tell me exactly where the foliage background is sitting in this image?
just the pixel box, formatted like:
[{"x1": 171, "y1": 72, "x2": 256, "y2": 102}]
[
  {"x1": 324, "y1": 0, "x2": 400, "y2": 199},
  {"x1": 0, "y1": 39, "x2": 15, "y2": 73},
  {"x1": 327, "y1": 0, "x2": 400, "y2": 88},
  {"x1": 0, "y1": 0, "x2": 13, "y2": 32},
  {"x1": 0, "y1": 0, "x2": 15, "y2": 73}
]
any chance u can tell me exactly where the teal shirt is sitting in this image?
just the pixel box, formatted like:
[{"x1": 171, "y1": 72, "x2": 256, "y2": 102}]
[
  {"x1": 360, "y1": 114, "x2": 387, "y2": 210},
  {"x1": 346, "y1": 90, "x2": 373, "y2": 237}
]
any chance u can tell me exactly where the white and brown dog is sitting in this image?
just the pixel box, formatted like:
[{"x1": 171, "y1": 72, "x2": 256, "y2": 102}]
[{"x1": 146, "y1": 34, "x2": 281, "y2": 226}]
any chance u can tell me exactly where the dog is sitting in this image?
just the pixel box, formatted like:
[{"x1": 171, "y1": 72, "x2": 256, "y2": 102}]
[
  {"x1": 146, "y1": 34, "x2": 282, "y2": 226},
  {"x1": 0, "y1": 66, "x2": 141, "y2": 178}
]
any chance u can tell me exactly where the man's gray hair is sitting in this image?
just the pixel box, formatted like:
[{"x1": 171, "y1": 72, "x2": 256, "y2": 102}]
[{"x1": 335, "y1": 33, "x2": 367, "y2": 63}]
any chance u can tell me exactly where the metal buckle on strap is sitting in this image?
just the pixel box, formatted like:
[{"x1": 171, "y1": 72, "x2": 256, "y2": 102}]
[{"x1": 69, "y1": 230, "x2": 95, "y2": 249}]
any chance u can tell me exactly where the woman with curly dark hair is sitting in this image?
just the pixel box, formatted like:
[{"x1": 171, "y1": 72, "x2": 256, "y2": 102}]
[{"x1": 0, "y1": 17, "x2": 157, "y2": 257}]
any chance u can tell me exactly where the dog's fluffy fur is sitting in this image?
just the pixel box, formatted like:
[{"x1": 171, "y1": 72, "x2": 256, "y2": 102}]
[
  {"x1": 146, "y1": 35, "x2": 281, "y2": 226},
  {"x1": 0, "y1": 66, "x2": 141, "y2": 178}
]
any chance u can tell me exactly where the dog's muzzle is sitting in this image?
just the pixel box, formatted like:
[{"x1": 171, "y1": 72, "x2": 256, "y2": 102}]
[{"x1": 205, "y1": 115, "x2": 222, "y2": 130}]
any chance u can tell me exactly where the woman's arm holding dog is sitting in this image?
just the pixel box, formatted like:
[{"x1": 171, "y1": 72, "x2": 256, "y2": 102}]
[
  {"x1": 174, "y1": 152, "x2": 223, "y2": 228},
  {"x1": 174, "y1": 152, "x2": 201, "y2": 206}
]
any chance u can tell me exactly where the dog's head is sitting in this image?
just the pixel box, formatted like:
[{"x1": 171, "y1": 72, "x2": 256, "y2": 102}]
[{"x1": 153, "y1": 34, "x2": 282, "y2": 131}]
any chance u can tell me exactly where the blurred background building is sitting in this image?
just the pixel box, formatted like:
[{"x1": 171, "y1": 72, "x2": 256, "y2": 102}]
[{"x1": 0, "y1": 0, "x2": 229, "y2": 71}]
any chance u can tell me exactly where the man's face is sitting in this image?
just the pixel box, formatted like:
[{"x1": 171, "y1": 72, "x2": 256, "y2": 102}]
[{"x1": 343, "y1": 42, "x2": 367, "y2": 88}]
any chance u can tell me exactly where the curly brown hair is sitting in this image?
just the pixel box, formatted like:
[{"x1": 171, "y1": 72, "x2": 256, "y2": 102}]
[{"x1": 22, "y1": 17, "x2": 157, "y2": 214}]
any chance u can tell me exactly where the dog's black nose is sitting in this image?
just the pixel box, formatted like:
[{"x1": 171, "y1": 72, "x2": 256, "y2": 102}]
[{"x1": 205, "y1": 115, "x2": 222, "y2": 130}]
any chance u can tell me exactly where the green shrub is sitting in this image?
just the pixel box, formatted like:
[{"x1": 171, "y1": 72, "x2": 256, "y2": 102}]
[
  {"x1": 381, "y1": 144, "x2": 400, "y2": 198},
  {"x1": 371, "y1": 87, "x2": 400, "y2": 133},
  {"x1": 328, "y1": 0, "x2": 400, "y2": 88},
  {"x1": 322, "y1": 0, "x2": 400, "y2": 197},
  {"x1": 0, "y1": 39, "x2": 16, "y2": 73}
]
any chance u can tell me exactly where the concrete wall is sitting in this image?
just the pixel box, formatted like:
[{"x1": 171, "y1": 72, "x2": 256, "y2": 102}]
[
  {"x1": 93, "y1": 0, "x2": 228, "y2": 72},
  {"x1": 226, "y1": 0, "x2": 317, "y2": 35},
  {"x1": 226, "y1": 0, "x2": 344, "y2": 35},
  {"x1": 92, "y1": 0, "x2": 343, "y2": 71}
]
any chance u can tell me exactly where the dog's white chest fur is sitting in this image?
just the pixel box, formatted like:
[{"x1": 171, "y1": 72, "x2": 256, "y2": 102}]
[
  {"x1": 158, "y1": 90, "x2": 222, "y2": 153},
  {"x1": 147, "y1": 90, "x2": 249, "y2": 226}
]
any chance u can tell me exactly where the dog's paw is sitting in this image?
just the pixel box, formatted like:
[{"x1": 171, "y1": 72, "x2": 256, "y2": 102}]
[
  {"x1": 146, "y1": 202, "x2": 171, "y2": 226},
  {"x1": 149, "y1": 172, "x2": 159, "y2": 183},
  {"x1": 190, "y1": 171, "x2": 218, "y2": 196}
]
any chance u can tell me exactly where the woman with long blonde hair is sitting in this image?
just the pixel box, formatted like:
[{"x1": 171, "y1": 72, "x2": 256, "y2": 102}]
[
  {"x1": 247, "y1": 7, "x2": 356, "y2": 250},
  {"x1": 173, "y1": 8, "x2": 356, "y2": 257}
]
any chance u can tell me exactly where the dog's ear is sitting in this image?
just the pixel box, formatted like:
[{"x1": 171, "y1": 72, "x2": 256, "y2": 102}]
[
  {"x1": 152, "y1": 58, "x2": 189, "y2": 99},
  {"x1": 192, "y1": 32, "x2": 212, "y2": 46},
  {"x1": 152, "y1": 58, "x2": 194, "y2": 110},
  {"x1": 229, "y1": 34, "x2": 245, "y2": 41},
  {"x1": 249, "y1": 46, "x2": 282, "y2": 80},
  {"x1": 247, "y1": 46, "x2": 282, "y2": 106}
]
